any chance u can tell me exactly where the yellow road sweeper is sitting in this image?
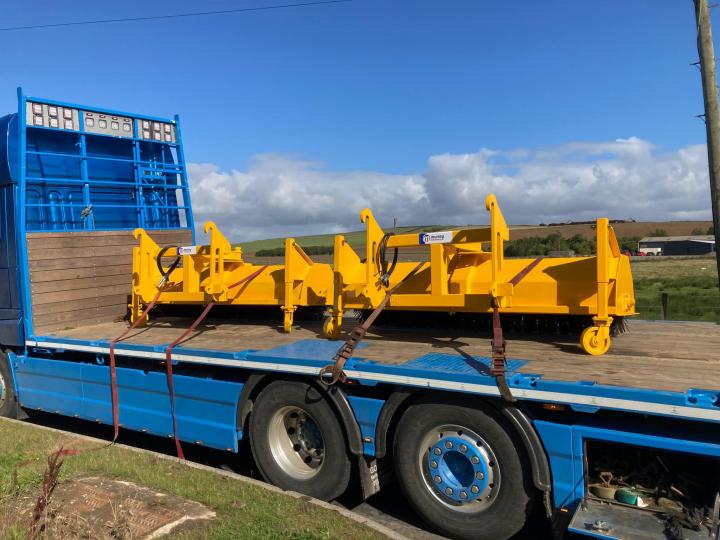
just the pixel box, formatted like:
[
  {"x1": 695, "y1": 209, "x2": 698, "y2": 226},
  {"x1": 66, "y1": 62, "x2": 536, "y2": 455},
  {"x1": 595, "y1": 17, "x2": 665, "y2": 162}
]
[{"x1": 130, "y1": 194, "x2": 636, "y2": 355}]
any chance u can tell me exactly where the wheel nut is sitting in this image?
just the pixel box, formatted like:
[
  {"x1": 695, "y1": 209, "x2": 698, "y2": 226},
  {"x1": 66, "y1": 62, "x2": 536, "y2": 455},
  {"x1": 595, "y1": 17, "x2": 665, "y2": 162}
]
[
  {"x1": 431, "y1": 460, "x2": 438, "y2": 468},
  {"x1": 471, "y1": 456, "x2": 480, "y2": 464},
  {"x1": 445, "y1": 488, "x2": 453, "y2": 496},
  {"x1": 459, "y1": 444, "x2": 467, "y2": 453},
  {"x1": 471, "y1": 485, "x2": 479, "y2": 494},
  {"x1": 433, "y1": 448, "x2": 442, "y2": 455},
  {"x1": 460, "y1": 491, "x2": 468, "y2": 499},
  {"x1": 445, "y1": 441, "x2": 453, "y2": 449},
  {"x1": 476, "y1": 472, "x2": 485, "y2": 480},
  {"x1": 434, "y1": 476, "x2": 441, "y2": 483}
]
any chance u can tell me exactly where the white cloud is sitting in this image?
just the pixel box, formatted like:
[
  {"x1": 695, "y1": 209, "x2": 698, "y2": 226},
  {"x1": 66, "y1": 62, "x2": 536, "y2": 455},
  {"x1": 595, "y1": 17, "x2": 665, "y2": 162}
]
[{"x1": 188, "y1": 138, "x2": 712, "y2": 242}]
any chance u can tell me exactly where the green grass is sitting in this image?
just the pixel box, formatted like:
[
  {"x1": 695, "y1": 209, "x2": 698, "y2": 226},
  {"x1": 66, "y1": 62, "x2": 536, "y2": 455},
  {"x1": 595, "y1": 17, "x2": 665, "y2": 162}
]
[
  {"x1": 0, "y1": 419, "x2": 386, "y2": 540},
  {"x1": 630, "y1": 258, "x2": 720, "y2": 322},
  {"x1": 238, "y1": 225, "x2": 450, "y2": 254}
]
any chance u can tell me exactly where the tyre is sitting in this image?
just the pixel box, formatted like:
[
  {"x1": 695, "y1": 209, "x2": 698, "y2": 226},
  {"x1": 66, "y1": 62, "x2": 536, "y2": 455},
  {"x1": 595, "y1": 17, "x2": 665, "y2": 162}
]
[
  {"x1": 0, "y1": 351, "x2": 17, "y2": 419},
  {"x1": 393, "y1": 398, "x2": 534, "y2": 540},
  {"x1": 249, "y1": 380, "x2": 351, "y2": 500}
]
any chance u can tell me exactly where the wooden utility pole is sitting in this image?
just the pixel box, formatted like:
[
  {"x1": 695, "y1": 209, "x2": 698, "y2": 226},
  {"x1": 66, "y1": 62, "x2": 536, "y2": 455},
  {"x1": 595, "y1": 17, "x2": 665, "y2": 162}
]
[{"x1": 694, "y1": 0, "x2": 720, "y2": 288}]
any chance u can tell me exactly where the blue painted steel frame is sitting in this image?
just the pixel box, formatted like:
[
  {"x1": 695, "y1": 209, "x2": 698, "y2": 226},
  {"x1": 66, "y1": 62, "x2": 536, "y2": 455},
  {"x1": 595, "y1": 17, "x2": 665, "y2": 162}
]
[
  {"x1": 23, "y1": 335, "x2": 720, "y2": 426},
  {"x1": 21, "y1": 335, "x2": 720, "y2": 447},
  {"x1": 14, "y1": 354, "x2": 243, "y2": 451},
  {"x1": 16, "y1": 88, "x2": 31, "y2": 338},
  {"x1": 535, "y1": 417, "x2": 720, "y2": 512},
  {"x1": 13, "y1": 88, "x2": 196, "y2": 338}
]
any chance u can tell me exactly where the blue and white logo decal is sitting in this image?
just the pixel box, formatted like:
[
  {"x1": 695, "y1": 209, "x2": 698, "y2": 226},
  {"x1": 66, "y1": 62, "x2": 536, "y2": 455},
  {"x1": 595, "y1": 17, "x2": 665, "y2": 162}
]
[{"x1": 419, "y1": 231, "x2": 454, "y2": 245}]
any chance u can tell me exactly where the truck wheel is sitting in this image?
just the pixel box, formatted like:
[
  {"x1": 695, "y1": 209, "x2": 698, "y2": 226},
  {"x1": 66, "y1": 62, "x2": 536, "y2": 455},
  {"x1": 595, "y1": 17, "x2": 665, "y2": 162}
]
[
  {"x1": 249, "y1": 380, "x2": 351, "y2": 500},
  {"x1": 393, "y1": 399, "x2": 534, "y2": 540},
  {"x1": 0, "y1": 352, "x2": 17, "y2": 418}
]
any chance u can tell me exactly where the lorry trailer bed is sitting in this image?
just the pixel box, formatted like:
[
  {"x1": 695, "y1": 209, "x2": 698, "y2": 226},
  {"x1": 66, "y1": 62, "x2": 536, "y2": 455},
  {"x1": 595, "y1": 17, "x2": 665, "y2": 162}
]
[{"x1": 38, "y1": 318, "x2": 720, "y2": 394}]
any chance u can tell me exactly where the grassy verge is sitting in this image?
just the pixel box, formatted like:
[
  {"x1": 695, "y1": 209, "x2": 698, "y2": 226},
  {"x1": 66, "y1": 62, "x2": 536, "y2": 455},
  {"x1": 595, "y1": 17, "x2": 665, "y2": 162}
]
[
  {"x1": 631, "y1": 257, "x2": 719, "y2": 322},
  {"x1": 0, "y1": 419, "x2": 386, "y2": 540}
]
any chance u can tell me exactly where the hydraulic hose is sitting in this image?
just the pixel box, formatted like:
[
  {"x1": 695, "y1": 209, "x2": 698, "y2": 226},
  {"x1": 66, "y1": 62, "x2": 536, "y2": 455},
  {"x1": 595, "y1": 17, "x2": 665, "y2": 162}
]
[
  {"x1": 376, "y1": 233, "x2": 398, "y2": 287},
  {"x1": 156, "y1": 245, "x2": 182, "y2": 287}
]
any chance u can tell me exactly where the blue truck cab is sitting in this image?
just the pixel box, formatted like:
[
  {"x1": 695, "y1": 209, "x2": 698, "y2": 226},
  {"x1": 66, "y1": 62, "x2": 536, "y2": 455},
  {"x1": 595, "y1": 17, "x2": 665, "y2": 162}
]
[{"x1": 0, "y1": 89, "x2": 719, "y2": 540}]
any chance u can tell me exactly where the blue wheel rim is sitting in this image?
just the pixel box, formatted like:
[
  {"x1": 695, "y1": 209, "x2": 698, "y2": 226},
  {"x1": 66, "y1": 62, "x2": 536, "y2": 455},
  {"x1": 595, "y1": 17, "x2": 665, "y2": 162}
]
[{"x1": 419, "y1": 424, "x2": 500, "y2": 512}]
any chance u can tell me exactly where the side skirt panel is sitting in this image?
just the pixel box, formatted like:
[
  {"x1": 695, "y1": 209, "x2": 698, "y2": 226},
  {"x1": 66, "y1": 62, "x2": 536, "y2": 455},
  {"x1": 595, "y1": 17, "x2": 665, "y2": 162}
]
[{"x1": 14, "y1": 356, "x2": 243, "y2": 452}]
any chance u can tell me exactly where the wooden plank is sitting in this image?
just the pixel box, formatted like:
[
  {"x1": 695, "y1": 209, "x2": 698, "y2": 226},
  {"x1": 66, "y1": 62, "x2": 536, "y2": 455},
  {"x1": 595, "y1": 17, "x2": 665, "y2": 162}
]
[
  {"x1": 27, "y1": 229, "x2": 193, "y2": 239},
  {"x1": 29, "y1": 245, "x2": 142, "y2": 261},
  {"x1": 34, "y1": 305, "x2": 126, "y2": 332},
  {"x1": 32, "y1": 284, "x2": 130, "y2": 306},
  {"x1": 31, "y1": 294, "x2": 129, "y2": 316},
  {"x1": 29, "y1": 257, "x2": 126, "y2": 271},
  {"x1": 30, "y1": 274, "x2": 131, "y2": 294},
  {"x1": 27, "y1": 230, "x2": 192, "y2": 250},
  {"x1": 30, "y1": 264, "x2": 130, "y2": 283},
  {"x1": 27, "y1": 228, "x2": 192, "y2": 331},
  {"x1": 28, "y1": 236, "x2": 193, "y2": 261}
]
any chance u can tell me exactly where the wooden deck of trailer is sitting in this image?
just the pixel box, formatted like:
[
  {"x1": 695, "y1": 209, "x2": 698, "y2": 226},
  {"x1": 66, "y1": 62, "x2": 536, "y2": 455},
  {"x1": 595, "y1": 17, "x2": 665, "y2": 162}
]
[{"x1": 43, "y1": 317, "x2": 720, "y2": 394}]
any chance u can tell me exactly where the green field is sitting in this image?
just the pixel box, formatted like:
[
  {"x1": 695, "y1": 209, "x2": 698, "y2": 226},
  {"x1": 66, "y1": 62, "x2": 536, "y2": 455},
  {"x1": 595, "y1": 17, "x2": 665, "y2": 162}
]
[
  {"x1": 631, "y1": 257, "x2": 719, "y2": 322},
  {"x1": 0, "y1": 419, "x2": 385, "y2": 540},
  {"x1": 238, "y1": 224, "x2": 447, "y2": 254}
]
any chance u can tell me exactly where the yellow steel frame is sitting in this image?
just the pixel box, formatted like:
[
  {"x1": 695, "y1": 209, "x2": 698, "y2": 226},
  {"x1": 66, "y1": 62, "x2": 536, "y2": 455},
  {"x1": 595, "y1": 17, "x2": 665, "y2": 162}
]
[
  {"x1": 131, "y1": 222, "x2": 333, "y2": 332},
  {"x1": 130, "y1": 194, "x2": 636, "y2": 355},
  {"x1": 325, "y1": 194, "x2": 635, "y2": 354}
]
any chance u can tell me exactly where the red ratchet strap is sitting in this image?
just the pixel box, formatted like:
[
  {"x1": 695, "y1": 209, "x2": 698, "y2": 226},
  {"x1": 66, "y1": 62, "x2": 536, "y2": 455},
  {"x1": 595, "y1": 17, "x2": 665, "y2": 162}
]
[
  {"x1": 108, "y1": 288, "x2": 164, "y2": 444},
  {"x1": 318, "y1": 261, "x2": 425, "y2": 387},
  {"x1": 490, "y1": 257, "x2": 542, "y2": 403},
  {"x1": 162, "y1": 265, "x2": 268, "y2": 459}
]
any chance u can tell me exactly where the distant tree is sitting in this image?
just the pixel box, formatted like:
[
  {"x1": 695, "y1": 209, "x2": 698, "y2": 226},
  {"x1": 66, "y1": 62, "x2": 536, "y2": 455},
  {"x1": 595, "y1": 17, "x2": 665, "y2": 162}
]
[
  {"x1": 567, "y1": 234, "x2": 595, "y2": 255},
  {"x1": 504, "y1": 234, "x2": 593, "y2": 256},
  {"x1": 647, "y1": 228, "x2": 667, "y2": 237},
  {"x1": 505, "y1": 237, "x2": 546, "y2": 257},
  {"x1": 544, "y1": 233, "x2": 568, "y2": 253},
  {"x1": 618, "y1": 236, "x2": 640, "y2": 252},
  {"x1": 691, "y1": 227, "x2": 706, "y2": 235}
]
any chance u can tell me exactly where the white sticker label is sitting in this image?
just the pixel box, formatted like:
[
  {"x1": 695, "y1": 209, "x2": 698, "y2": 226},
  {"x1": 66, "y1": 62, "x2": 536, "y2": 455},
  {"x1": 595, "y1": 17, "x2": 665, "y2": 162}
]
[
  {"x1": 177, "y1": 245, "x2": 198, "y2": 256},
  {"x1": 419, "y1": 231, "x2": 454, "y2": 245}
]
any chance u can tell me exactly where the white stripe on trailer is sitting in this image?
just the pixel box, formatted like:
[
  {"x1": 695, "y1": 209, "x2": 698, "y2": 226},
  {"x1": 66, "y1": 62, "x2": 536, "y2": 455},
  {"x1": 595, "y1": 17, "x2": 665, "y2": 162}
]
[
  {"x1": 26, "y1": 339, "x2": 720, "y2": 423},
  {"x1": 344, "y1": 369, "x2": 720, "y2": 422},
  {"x1": 26, "y1": 339, "x2": 320, "y2": 376}
]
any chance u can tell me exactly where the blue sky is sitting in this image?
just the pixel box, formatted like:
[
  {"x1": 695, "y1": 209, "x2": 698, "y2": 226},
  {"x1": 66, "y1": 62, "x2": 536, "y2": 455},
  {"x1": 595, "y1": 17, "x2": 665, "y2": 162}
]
[
  {"x1": 0, "y1": 1, "x2": 712, "y2": 171},
  {"x1": 0, "y1": 1, "x2": 716, "y2": 238}
]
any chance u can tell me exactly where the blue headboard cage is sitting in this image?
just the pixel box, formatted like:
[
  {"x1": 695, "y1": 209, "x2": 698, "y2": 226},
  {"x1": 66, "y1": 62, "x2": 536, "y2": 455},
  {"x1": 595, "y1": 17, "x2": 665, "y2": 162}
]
[
  {"x1": 16, "y1": 89, "x2": 194, "y2": 232},
  {"x1": 0, "y1": 88, "x2": 195, "y2": 344}
]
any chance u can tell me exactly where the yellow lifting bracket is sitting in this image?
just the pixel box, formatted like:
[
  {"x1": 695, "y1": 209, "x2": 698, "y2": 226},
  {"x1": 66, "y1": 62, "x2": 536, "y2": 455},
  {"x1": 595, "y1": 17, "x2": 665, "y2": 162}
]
[
  {"x1": 204, "y1": 221, "x2": 243, "y2": 300},
  {"x1": 327, "y1": 194, "x2": 517, "y2": 333},
  {"x1": 581, "y1": 217, "x2": 622, "y2": 355},
  {"x1": 130, "y1": 224, "x2": 333, "y2": 331}
]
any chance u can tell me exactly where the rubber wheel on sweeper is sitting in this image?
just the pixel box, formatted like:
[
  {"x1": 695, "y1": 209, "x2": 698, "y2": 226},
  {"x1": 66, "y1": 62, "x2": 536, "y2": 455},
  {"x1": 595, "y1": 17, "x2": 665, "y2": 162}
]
[
  {"x1": 249, "y1": 380, "x2": 351, "y2": 501},
  {"x1": 393, "y1": 398, "x2": 535, "y2": 540},
  {"x1": 580, "y1": 326, "x2": 611, "y2": 356},
  {"x1": 322, "y1": 317, "x2": 341, "y2": 340},
  {"x1": 0, "y1": 351, "x2": 17, "y2": 419}
]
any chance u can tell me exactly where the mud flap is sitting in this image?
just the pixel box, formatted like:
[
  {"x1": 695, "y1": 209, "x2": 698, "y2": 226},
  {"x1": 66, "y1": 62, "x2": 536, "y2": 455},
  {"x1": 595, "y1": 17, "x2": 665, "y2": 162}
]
[{"x1": 357, "y1": 456, "x2": 391, "y2": 500}]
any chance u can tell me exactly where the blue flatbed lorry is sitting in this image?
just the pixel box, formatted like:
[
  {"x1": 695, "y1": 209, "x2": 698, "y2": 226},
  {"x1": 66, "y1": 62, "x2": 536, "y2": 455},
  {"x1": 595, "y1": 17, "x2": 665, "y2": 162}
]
[{"x1": 1, "y1": 90, "x2": 720, "y2": 540}]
